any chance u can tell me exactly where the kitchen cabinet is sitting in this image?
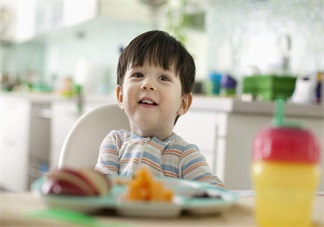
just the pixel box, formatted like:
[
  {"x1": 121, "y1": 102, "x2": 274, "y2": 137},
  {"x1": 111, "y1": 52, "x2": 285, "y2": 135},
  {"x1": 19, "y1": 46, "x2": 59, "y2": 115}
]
[
  {"x1": 98, "y1": 0, "x2": 152, "y2": 22},
  {"x1": 2, "y1": 0, "x2": 151, "y2": 44},
  {"x1": 174, "y1": 111, "x2": 227, "y2": 175},
  {"x1": 1, "y1": 1, "x2": 37, "y2": 43},
  {"x1": 0, "y1": 97, "x2": 30, "y2": 191},
  {"x1": 36, "y1": 1, "x2": 97, "y2": 34},
  {"x1": 174, "y1": 96, "x2": 324, "y2": 190},
  {"x1": 0, "y1": 96, "x2": 51, "y2": 192},
  {"x1": 1, "y1": 0, "x2": 97, "y2": 43},
  {"x1": 223, "y1": 113, "x2": 324, "y2": 190}
]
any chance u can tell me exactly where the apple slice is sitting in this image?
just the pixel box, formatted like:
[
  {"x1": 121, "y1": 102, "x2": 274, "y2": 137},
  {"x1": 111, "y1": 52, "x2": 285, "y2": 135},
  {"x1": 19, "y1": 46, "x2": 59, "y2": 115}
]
[
  {"x1": 41, "y1": 179, "x2": 90, "y2": 196},
  {"x1": 80, "y1": 169, "x2": 112, "y2": 196},
  {"x1": 46, "y1": 168, "x2": 97, "y2": 196},
  {"x1": 43, "y1": 168, "x2": 112, "y2": 197}
]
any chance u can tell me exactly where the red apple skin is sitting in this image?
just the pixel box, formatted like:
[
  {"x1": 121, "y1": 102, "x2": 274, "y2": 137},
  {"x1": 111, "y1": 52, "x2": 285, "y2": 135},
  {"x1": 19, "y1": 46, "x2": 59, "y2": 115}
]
[
  {"x1": 46, "y1": 169, "x2": 97, "y2": 195},
  {"x1": 48, "y1": 168, "x2": 98, "y2": 195},
  {"x1": 41, "y1": 179, "x2": 90, "y2": 196},
  {"x1": 42, "y1": 168, "x2": 112, "y2": 196}
]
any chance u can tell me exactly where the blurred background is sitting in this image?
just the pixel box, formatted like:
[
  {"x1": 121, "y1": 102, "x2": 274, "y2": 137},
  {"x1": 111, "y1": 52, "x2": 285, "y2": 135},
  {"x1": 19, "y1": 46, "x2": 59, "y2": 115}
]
[
  {"x1": 1, "y1": 0, "x2": 323, "y2": 96},
  {"x1": 1, "y1": 0, "x2": 323, "y2": 192}
]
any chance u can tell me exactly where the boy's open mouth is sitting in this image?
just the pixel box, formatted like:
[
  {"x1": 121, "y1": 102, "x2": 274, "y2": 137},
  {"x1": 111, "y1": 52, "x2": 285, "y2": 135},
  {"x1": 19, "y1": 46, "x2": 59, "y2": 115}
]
[{"x1": 138, "y1": 99, "x2": 158, "y2": 106}]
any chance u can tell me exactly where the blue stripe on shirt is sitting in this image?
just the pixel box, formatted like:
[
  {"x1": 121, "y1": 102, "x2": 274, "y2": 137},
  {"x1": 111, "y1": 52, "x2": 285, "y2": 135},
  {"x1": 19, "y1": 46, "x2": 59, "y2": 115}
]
[
  {"x1": 121, "y1": 152, "x2": 140, "y2": 159},
  {"x1": 142, "y1": 152, "x2": 161, "y2": 164},
  {"x1": 161, "y1": 164, "x2": 179, "y2": 174},
  {"x1": 100, "y1": 144, "x2": 116, "y2": 150},
  {"x1": 192, "y1": 172, "x2": 212, "y2": 181},
  {"x1": 101, "y1": 160, "x2": 120, "y2": 169},
  {"x1": 182, "y1": 156, "x2": 206, "y2": 170}
]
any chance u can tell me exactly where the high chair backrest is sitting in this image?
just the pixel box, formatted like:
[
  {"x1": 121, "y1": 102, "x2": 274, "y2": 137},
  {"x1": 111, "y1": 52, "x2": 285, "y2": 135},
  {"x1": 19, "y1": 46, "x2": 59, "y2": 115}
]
[{"x1": 58, "y1": 103, "x2": 129, "y2": 169}]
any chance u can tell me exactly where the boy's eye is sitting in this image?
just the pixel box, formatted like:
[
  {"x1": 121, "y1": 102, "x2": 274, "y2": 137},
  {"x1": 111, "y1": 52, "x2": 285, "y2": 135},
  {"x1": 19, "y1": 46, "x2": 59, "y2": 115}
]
[
  {"x1": 133, "y1": 72, "x2": 143, "y2": 78},
  {"x1": 159, "y1": 75, "x2": 171, "y2": 81}
]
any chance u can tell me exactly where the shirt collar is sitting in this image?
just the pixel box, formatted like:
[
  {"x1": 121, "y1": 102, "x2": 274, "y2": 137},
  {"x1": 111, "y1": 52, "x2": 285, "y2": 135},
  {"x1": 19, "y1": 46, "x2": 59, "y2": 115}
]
[{"x1": 129, "y1": 132, "x2": 180, "y2": 148}]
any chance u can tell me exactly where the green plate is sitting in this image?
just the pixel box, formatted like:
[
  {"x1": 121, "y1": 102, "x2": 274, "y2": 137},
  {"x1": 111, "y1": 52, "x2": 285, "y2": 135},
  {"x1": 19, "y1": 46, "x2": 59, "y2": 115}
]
[{"x1": 31, "y1": 176, "x2": 238, "y2": 217}]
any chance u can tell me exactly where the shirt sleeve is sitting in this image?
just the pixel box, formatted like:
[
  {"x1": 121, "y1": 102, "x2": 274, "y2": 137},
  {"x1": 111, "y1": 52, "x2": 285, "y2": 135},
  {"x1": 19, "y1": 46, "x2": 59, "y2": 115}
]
[
  {"x1": 179, "y1": 144, "x2": 225, "y2": 188},
  {"x1": 94, "y1": 130, "x2": 121, "y2": 175}
]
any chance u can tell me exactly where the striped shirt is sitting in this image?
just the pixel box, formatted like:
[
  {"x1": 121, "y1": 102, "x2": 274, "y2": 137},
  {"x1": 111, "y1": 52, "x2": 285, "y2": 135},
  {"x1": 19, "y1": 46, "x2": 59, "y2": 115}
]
[{"x1": 95, "y1": 130, "x2": 224, "y2": 186}]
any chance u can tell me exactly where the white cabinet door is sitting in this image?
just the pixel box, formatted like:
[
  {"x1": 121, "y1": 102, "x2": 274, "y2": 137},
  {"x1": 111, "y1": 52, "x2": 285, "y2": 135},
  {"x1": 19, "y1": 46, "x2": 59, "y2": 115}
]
[
  {"x1": 2, "y1": 1, "x2": 37, "y2": 42},
  {"x1": 174, "y1": 110, "x2": 227, "y2": 176},
  {"x1": 35, "y1": 1, "x2": 97, "y2": 34},
  {"x1": 99, "y1": 0, "x2": 151, "y2": 22},
  {"x1": 63, "y1": 1, "x2": 97, "y2": 27},
  {"x1": 224, "y1": 114, "x2": 324, "y2": 190},
  {"x1": 28, "y1": 102, "x2": 51, "y2": 184},
  {"x1": 0, "y1": 98, "x2": 30, "y2": 191}
]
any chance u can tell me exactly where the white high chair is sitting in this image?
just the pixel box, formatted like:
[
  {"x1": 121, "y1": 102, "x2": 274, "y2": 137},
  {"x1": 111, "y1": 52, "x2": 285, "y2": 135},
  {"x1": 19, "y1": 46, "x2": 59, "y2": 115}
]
[{"x1": 58, "y1": 103, "x2": 130, "y2": 169}]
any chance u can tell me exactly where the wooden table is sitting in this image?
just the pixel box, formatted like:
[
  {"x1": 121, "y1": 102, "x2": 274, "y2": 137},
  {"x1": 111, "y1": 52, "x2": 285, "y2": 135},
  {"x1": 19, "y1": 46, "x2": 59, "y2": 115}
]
[{"x1": 0, "y1": 192, "x2": 323, "y2": 227}]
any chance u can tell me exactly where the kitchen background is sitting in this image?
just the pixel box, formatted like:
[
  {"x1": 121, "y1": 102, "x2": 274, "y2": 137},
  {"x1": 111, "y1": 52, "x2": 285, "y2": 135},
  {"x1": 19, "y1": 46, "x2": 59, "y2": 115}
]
[
  {"x1": 1, "y1": 0, "x2": 323, "y2": 95},
  {"x1": 1, "y1": 0, "x2": 324, "y2": 192}
]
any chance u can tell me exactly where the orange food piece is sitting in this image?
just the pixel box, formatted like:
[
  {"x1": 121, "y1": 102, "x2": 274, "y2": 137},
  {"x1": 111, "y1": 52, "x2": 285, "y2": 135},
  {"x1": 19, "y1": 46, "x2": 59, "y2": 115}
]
[{"x1": 126, "y1": 168, "x2": 173, "y2": 202}]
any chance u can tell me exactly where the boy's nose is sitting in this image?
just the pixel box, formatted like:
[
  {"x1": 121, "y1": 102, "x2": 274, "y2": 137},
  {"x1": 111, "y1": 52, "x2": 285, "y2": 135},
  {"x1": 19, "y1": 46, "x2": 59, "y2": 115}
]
[
  {"x1": 140, "y1": 79, "x2": 155, "y2": 91},
  {"x1": 142, "y1": 86, "x2": 154, "y2": 90}
]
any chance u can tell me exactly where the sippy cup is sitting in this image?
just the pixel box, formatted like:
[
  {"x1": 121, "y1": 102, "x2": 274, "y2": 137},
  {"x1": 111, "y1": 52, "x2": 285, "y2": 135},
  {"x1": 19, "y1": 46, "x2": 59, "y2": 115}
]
[{"x1": 252, "y1": 99, "x2": 321, "y2": 227}]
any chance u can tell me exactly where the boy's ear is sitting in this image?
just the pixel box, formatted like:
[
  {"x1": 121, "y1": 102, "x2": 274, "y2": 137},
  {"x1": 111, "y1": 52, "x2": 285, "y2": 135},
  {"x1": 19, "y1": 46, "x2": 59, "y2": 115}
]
[
  {"x1": 116, "y1": 85, "x2": 124, "y2": 109},
  {"x1": 177, "y1": 93, "x2": 192, "y2": 116}
]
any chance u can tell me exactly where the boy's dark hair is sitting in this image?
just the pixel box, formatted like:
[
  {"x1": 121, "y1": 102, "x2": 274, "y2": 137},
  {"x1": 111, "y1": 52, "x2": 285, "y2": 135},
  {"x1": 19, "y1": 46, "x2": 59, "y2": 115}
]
[{"x1": 117, "y1": 30, "x2": 196, "y2": 95}]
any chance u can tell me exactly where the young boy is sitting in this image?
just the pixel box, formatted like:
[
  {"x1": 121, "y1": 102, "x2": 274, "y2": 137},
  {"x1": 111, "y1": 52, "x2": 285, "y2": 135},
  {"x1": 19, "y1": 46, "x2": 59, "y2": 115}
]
[{"x1": 95, "y1": 30, "x2": 224, "y2": 187}]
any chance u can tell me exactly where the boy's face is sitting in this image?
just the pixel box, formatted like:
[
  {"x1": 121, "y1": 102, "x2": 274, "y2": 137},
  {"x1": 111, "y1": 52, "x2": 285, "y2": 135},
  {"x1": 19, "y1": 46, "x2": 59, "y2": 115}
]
[{"x1": 116, "y1": 61, "x2": 192, "y2": 140}]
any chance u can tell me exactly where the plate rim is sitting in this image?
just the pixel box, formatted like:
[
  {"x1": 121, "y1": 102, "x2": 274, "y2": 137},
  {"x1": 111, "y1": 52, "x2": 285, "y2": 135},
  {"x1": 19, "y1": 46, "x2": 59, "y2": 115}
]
[{"x1": 31, "y1": 176, "x2": 238, "y2": 215}]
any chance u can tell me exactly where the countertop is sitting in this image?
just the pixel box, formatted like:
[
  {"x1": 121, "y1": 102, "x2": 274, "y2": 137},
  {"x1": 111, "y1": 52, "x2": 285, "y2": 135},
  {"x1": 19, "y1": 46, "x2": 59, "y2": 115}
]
[
  {"x1": 0, "y1": 92, "x2": 117, "y2": 104},
  {"x1": 191, "y1": 96, "x2": 324, "y2": 119},
  {"x1": 1, "y1": 92, "x2": 323, "y2": 119}
]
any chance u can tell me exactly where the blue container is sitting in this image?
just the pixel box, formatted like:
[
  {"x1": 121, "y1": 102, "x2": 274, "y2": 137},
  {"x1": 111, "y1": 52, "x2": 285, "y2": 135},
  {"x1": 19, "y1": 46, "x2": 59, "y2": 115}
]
[{"x1": 208, "y1": 72, "x2": 222, "y2": 95}]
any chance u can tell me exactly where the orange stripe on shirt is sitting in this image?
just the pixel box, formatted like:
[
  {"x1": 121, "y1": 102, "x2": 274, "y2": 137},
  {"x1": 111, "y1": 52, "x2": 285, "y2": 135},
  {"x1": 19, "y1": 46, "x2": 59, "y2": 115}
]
[
  {"x1": 120, "y1": 158, "x2": 139, "y2": 164},
  {"x1": 147, "y1": 141, "x2": 163, "y2": 150},
  {"x1": 182, "y1": 161, "x2": 206, "y2": 175},
  {"x1": 106, "y1": 165, "x2": 118, "y2": 173},
  {"x1": 163, "y1": 171, "x2": 179, "y2": 178},
  {"x1": 180, "y1": 149, "x2": 196, "y2": 160},
  {"x1": 102, "y1": 149, "x2": 119, "y2": 155},
  {"x1": 141, "y1": 158, "x2": 163, "y2": 172},
  {"x1": 164, "y1": 149, "x2": 182, "y2": 157}
]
